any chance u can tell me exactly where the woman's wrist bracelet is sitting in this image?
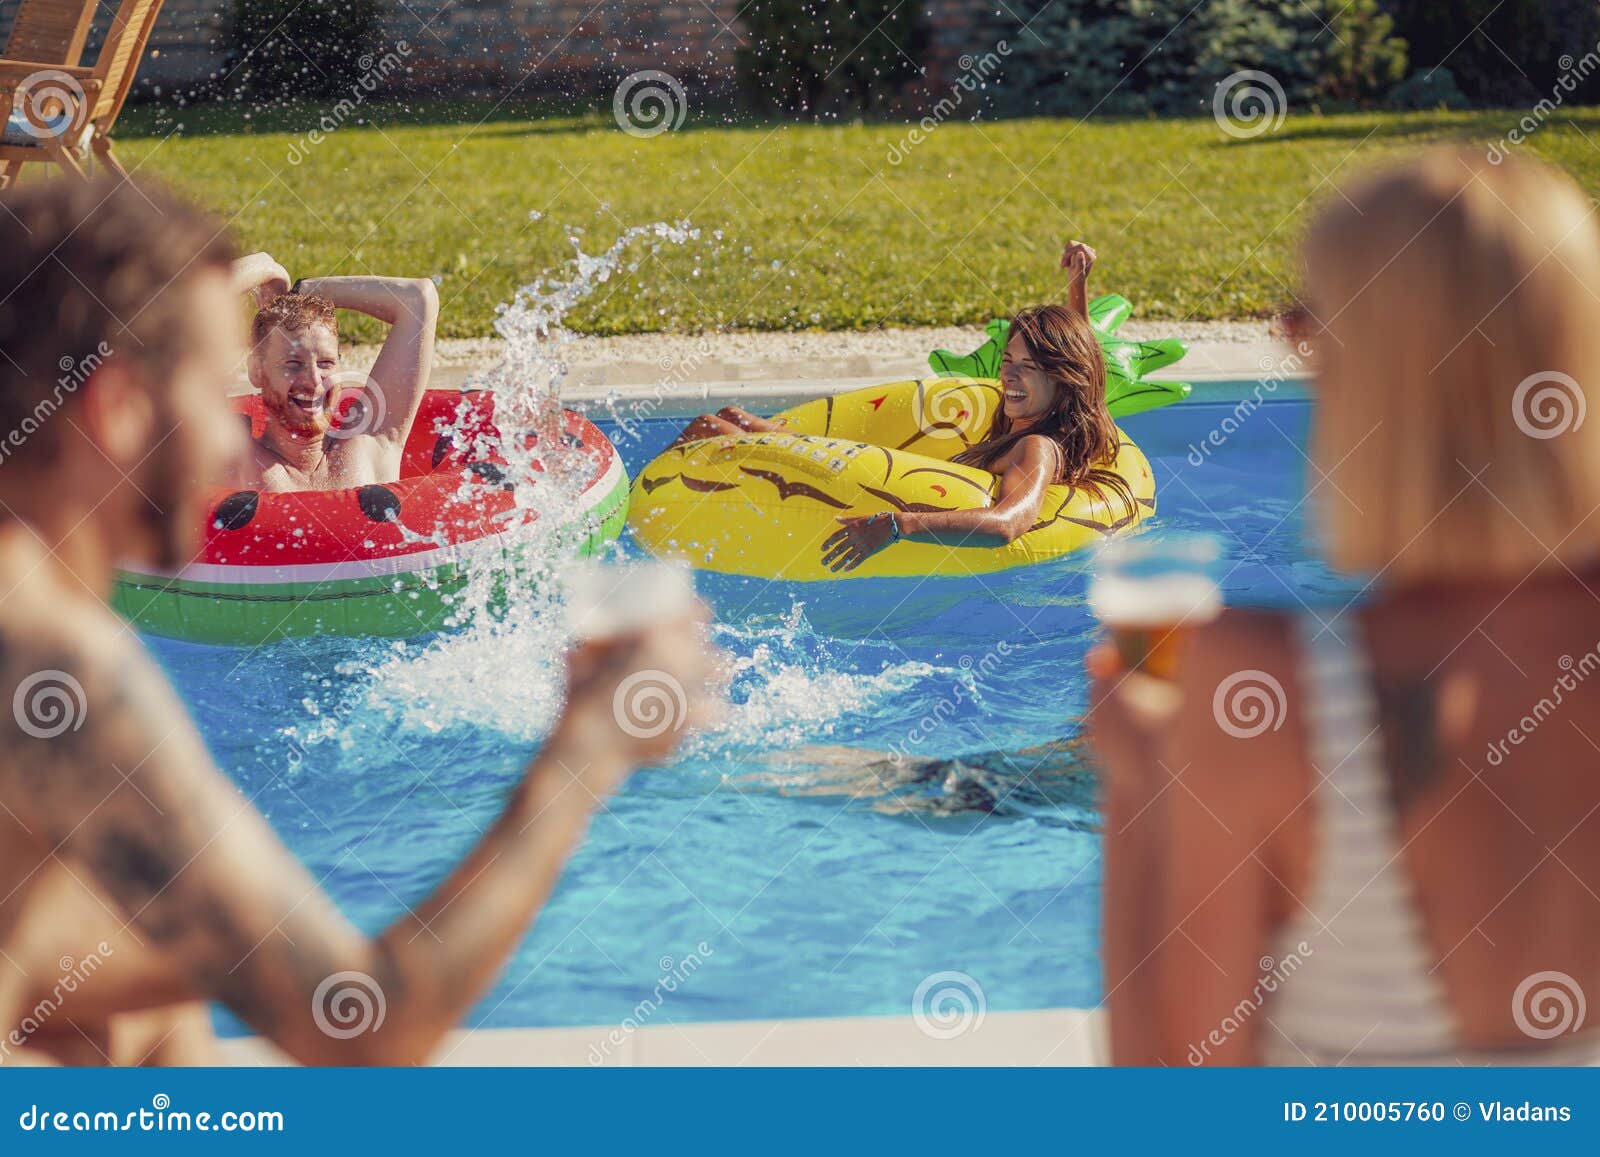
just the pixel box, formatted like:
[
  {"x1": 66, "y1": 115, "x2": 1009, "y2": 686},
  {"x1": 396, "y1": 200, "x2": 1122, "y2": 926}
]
[{"x1": 888, "y1": 512, "x2": 902, "y2": 543}]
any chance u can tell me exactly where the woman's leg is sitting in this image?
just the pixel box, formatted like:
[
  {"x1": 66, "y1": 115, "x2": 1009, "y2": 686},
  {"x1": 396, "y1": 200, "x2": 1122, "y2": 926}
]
[
  {"x1": 712, "y1": 406, "x2": 785, "y2": 434},
  {"x1": 668, "y1": 407, "x2": 785, "y2": 450}
]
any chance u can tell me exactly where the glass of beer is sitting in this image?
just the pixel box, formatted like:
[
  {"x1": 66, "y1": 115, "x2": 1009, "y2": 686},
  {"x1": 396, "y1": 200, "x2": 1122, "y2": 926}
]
[
  {"x1": 1087, "y1": 532, "x2": 1224, "y2": 679},
  {"x1": 562, "y1": 558, "x2": 698, "y2": 642}
]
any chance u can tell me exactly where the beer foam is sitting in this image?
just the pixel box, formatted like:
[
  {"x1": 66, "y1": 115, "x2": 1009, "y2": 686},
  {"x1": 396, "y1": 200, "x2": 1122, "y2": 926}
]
[
  {"x1": 1088, "y1": 572, "x2": 1222, "y2": 628},
  {"x1": 562, "y1": 559, "x2": 697, "y2": 641}
]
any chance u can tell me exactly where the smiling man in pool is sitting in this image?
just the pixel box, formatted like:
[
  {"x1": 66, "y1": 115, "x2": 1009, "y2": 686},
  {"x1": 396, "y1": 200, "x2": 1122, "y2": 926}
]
[
  {"x1": 231, "y1": 250, "x2": 439, "y2": 493},
  {"x1": 0, "y1": 176, "x2": 716, "y2": 1064}
]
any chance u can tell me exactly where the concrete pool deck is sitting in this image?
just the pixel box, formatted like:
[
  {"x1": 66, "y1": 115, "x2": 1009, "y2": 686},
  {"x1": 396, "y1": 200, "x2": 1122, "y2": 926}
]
[
  {"x1": 344, "y1": 321, "x2": 1298, "y2": 418},
  {"x1": 220, "y1": 1008, "x2": 1107, "y2": 1066}
]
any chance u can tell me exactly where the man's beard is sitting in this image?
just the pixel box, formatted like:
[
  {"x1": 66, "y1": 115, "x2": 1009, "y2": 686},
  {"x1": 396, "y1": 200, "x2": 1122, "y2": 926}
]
[
  {"x1": 266, "y1": 390, "x2": 331, "y2": 438},
  {"x1": 133, "y1": 399, "x2": 206, "y2": 572},
  {"x1": 138, "y1": 442, "x2": 197, "y2": 572}
]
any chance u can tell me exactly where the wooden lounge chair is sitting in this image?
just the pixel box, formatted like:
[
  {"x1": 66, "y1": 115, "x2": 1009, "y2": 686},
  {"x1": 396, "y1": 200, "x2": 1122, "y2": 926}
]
[
  {"x1": 0, "y1": 0, "x2": 165, "y2": 185},
  {"x1": 0, "y1": 0, "x2": 97, "y2": 187},
  {"x1": 4, "y1": 0, "x2": 96, "y2": 62}
]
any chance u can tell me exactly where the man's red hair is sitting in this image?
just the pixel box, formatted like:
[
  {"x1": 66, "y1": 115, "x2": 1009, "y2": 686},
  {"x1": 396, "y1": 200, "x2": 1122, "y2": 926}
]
[{"x1": 251, "y1": 293, "x2": 338, "y2": 349}]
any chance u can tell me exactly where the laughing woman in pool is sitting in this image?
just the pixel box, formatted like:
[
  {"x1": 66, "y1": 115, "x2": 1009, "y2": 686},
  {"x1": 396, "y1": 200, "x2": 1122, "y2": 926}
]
[{"x1": 668, "y1": 241, "x2": 1137, "y2": 572}]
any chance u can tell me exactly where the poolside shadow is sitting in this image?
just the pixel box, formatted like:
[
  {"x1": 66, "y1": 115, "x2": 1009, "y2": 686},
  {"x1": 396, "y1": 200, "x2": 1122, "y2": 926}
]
[{"x1": 1215, "y1": 108, "x2": 1600, "y2": 148}]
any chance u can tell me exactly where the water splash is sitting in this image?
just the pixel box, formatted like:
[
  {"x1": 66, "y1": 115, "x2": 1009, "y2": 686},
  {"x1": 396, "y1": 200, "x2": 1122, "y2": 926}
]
[
  {"x1": 277, "y1": 217, "x2": 1026, "y2": 808},
  {"x1": 282, "y1": 218, "x2": 702, "y2": 752},
  {"x1": 441, "y1": 216, "x2": 702, "y2": 619},
  {"x1": 478, "y1": 217, "x2": 700, "y2": 426}
]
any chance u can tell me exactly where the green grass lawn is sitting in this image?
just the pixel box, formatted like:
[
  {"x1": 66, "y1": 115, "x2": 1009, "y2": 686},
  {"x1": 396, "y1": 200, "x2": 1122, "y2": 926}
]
[{"x1": 112, "y1": 100, "x2": 1599, "y2": 341}]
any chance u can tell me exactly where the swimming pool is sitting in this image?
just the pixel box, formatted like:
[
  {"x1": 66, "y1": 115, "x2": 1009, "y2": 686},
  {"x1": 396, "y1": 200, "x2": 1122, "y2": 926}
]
[{"x1": 156, "y1": 386, "x2": 1351, "y2": 1037}]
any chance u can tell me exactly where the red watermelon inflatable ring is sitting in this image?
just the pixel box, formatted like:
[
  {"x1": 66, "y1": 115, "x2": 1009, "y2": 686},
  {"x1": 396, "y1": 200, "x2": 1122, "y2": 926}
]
[{"x1": 111, "y1": 389, "x2": 629, "y2": 645}]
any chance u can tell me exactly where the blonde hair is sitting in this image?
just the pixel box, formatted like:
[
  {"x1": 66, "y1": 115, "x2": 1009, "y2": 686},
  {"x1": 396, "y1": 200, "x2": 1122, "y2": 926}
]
[{"x1": 1302, "y1": 147, "x2": 1600, "y2": 583}]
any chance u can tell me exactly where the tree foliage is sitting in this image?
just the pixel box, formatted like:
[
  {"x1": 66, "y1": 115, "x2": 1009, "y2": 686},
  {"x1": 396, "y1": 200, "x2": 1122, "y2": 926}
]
[
  {"x1": 985, "y1": 0, "x2": 1408, "y2": 116},
  {"x1": 737, "y1": 1, "x2": 929, "y2": 117},
  {"x1": 1383, "y1": 0, "x2": 1600, "y2": 107}
]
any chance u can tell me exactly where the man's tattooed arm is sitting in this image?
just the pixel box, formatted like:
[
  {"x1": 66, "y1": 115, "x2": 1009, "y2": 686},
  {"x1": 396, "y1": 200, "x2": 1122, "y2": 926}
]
[{"x1": 0, "y1": 630, "x2": 626, "y2": 1065}]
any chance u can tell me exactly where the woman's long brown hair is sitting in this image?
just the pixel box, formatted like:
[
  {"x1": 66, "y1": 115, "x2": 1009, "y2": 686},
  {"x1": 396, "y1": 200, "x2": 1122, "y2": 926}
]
[{"x1": 953, "y1": 304, "x2": 1136, "y2": 519}]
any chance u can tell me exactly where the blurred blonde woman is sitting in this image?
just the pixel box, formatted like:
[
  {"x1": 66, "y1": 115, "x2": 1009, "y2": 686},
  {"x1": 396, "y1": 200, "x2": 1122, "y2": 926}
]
[{"x1": 1091, "y1": 147, "x2": 1600, "y2": 1065}]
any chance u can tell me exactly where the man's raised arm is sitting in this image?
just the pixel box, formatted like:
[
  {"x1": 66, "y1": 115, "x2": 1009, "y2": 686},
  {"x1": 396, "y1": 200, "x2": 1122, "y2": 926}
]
[
  {"x1": 295, "y1": 275, "x2": 439, "y2": 446},
  {"x1": 0, "y1": 608, "x2": 713, "y2": 1066}
]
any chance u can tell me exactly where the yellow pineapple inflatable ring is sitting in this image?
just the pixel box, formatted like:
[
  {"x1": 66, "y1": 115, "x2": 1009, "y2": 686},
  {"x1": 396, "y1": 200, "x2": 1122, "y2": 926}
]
[{"x1": 626, "y1": 377, "x2": 1156, "y2": 581}]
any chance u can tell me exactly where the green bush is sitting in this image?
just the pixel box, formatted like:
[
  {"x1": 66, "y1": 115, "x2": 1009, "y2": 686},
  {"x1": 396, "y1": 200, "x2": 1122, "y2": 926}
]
[
  {"x1": 737, "y1": 1, "x2": 929, "y2": 117},
  {"x1": 1387, "y1": 67, "x2": 1470, "y2": 111},
  {"x1": 223, "y1": 0, "x2": 384, "y2": 101},
  {"x1": 1293, "y1": 0, "x2": 1408, "y2": 106},
  {"x1": 986, "y1": 0, "x2": 1407, "y2": 116}
]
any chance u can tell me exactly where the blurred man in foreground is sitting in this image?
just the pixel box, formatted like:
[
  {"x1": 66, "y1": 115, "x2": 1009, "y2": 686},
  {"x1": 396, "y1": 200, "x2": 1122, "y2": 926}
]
[{"x1": 0, "y1": 177, "x2": 714, "y2": 1065}]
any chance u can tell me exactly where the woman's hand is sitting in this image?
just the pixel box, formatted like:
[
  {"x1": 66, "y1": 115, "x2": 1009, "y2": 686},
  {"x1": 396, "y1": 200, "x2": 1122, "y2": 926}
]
[
  {"x1": 822, "y1": 513, "x2": 898, "y2": 573},
  {"x1": 1061, "y1": 240, "x2": 1097, "y2": 282}
]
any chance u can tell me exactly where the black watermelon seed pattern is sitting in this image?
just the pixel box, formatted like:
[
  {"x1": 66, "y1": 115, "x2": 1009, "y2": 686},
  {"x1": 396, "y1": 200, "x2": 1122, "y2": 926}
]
[
  {"x1": 212, "y1": 491, "x2": 260, "y2": 531},
  {"x1": 357, "y1": 484, "x2": 403, "y2": 523}
]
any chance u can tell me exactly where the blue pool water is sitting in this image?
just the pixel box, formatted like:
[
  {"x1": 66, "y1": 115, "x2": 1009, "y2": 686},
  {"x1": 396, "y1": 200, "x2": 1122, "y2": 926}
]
[{"x1": 156, "y1": 389, "x2": 1353, "y2": 1035}]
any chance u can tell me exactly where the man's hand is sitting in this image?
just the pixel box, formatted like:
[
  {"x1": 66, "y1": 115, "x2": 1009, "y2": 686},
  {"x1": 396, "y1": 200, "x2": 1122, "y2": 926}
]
[
  {"x1": 552, "y1": 600, "x2": 723, "y2": 778},
  {"x1": 1061, "y1": 240, "x2": 1097, "y2": 282},
  {"x1": 231, "y1": 252, "x2": 291, "y2": 307}
]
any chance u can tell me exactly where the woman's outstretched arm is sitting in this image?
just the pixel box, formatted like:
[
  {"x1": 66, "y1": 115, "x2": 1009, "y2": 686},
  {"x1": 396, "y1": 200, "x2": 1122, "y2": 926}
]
[{"x1": 821, "y1": 437, "x2": 1056, "y2": 570}]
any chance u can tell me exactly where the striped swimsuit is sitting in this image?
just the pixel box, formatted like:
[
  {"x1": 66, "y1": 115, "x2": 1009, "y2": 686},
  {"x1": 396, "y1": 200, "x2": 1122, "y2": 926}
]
[{"x1": 1260, "y1": 619, "x2": 1600, "y2": 1065}]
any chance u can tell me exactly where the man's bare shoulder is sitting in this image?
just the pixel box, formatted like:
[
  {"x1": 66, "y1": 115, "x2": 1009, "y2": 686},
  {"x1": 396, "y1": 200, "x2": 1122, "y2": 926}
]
[
  {"x1": 0, "y1": 541, "x2": 185, "y2": 803},
  {"x1": 0, "y1": 536, "x2": 139, "y2": 662},
  {"x1": 228, "y1": 439, "x2": 284, "y2": 492}
]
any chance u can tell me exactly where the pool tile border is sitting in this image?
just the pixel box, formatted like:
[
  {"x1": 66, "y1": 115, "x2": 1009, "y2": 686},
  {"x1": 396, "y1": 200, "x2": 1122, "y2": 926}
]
[{"x1": 220, "y1": 1007, "x2": 1107, "y2": 1067}]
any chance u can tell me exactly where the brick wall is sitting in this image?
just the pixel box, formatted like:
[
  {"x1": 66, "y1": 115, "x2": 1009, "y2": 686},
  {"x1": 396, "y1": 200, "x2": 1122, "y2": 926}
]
[
  {"x1": 1, "y1": 1, "x2": 993, "y2": 98},
  {"x1": 392, "y1": 1, "x2": 746, "y2": 90}
]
